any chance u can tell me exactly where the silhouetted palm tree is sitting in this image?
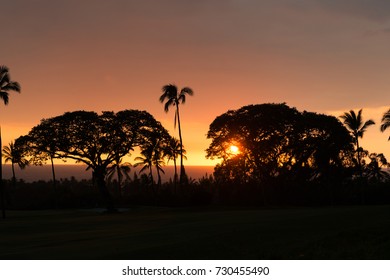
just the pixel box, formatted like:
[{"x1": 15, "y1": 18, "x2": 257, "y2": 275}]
[
  {"x1": 2, "y1": 141, "x2": 29, "y2": 188},
  {"x1": 365, "y1": 153, "x2": 390, "y2": 182},
  {"x1": 380, "y1": 108, "x2": 390, "y2": 140},
  {"x1": 340, "y1": 109, "x2": 375, "y2": 172},
  {"x1": 159, "y1": 84, "x2": 193, "y2": 184},
  {"x1": 0, "y1": 66, "x2": 21, "y2": 105},
  {"x1": 152, "y1": 147, "x2": 165, "y2": 189},
  {"x1": 164, "y1": 137, "x2": 186, "y2": 192},
  {"x1": 134, "y1": 149, "x2": 154, "y2": 189},
  {"x1": 0, "y1": 66, "x2": 21, "y2": 219},
  {"x1": 106, "y1": 157, "x2": 131, "y2": 197}
]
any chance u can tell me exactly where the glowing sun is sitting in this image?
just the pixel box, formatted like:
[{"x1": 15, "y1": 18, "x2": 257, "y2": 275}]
[{"x1": 229, "y1": 145, "x2": 240, "y2": 155}]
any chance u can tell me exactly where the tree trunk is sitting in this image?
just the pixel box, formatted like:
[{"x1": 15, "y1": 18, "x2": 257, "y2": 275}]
[
  {"x1": 0, "y1": 128, "x2": 5, "y2": 219},
  {"x1": 11, "y1": 162, "x2": 16, "y2": 188},
  {"x1": 173, "y1": 158, "x2": 177, "y2": 194},
  {"x1": 355, "y1": 137, "x2": 365, "y2": 204},
  {"x1": 50, "y1": 156, "x2": 58, "y2": 208},
  {"x1": 156, "y1": 166, "x2": 161, "y2": 190},
  {"x1": 356, "y1": 137, "x2": 362, "y2": 175},
  {"x1": 149, "y1": 165, "x2": 155, "y2": 193},
  {"x1": 94, "y1": 167, "x2": 116, "y2": 213},
  {"x1": 175, "y1": 103, "x2": 186, "y2": 184},
  {"x1": 116, "y1": 165, "x2": 122, "y2": 198}
]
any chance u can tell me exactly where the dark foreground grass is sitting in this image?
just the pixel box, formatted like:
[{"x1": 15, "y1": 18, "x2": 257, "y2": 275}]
[{"x1": 0, "y1": 205, "x2": 389, "y2": 259}]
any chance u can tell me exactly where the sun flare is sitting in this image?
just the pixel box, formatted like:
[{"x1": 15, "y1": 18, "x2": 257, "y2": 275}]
[{"x1": 229, "y1": 145, "x2": 240, "y2": 155}]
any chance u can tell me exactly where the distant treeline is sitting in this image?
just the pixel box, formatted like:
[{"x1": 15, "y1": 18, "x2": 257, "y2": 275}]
[{"x1": 3, "y1": 173, "x2": 390, "y2": 210}]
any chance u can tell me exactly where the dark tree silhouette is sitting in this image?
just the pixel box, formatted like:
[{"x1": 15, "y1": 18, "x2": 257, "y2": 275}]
[
  {"x1": 0, "y1": 66, "x2": 21, "y2": 105},
  {"x1": 151, "y1": 139, "x2": 166, "y2": 189},
  {"x1": 134, "y1": 148, "x2": 155, "y2": 188},
  {"x1": 381, "y1": 108, "x2": 390, "y2": 140},
  {"x1": 364, "y1": 153, "x2": 390, "y2": 182},
  {"x1": 20, "y1": 110, "x2": 170, "y2": 212},
  {"x1": 159, "y1": 84, "x2": 193, "y2": 184},
  {"x1": 0, "y1": 65, "x2": 21, "y2": 219},
  {"x1": 2, "y1": 141, "x2": 29, "y2": 188},
  {"x1": 207, "y1": 103, "x2": 354, "y2": 187},
  {"x1": 17, "y1": 119, "x2": 62, "y2": 194},
  {"x1": 164, "y1": 137, "x2": 186, "y2": 193},
  {"x1": 135, "y1": 128, "x2": 171, "y2": 190},
  {"x1": 106, "y1": 157, "x2": 131, "y2": 198},
  {"x1": 340, "y1": 109, "x2": 375, "y2": 174}
]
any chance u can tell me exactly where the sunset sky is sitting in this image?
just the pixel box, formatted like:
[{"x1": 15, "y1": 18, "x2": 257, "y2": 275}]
[{"x1": 2, "y1": 0, "x2": 390, "y2": 166}]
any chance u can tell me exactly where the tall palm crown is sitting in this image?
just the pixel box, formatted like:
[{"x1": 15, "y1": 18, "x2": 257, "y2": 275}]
[
  {"x1": 2, "y1": 141, "x2": 29, "y2": 188},
  {"x1": 380, "y1": 109, "x2": 390, "y2": 140},
  {"x1": 164, "y1": 137, "x2": 187, "y2": 187},
  {"x1": 159, "y1": 84, "x2": 193, "y2": 183},
  {"x1": 159, "y1": 84, "x2": 193, "y2": 125},
  {"x1": 2, "y1": 141, "x2": 29, "y2": 169},
  {"x1": 340, "y1": 109, "x2": 375, "y2": 170},
  {"x1": 340, "y1": 109, "x2": 375, "y2": 141},
  {"x1": 0, "y1": 66, "x2": 21, "y2": 105}
]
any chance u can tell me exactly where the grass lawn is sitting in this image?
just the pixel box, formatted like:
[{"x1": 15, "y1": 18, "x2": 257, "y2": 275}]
[{"x1": 0, "y1": 205, "x2": 389, "y2": 259}]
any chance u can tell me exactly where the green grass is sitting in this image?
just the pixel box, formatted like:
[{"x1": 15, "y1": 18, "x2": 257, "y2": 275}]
[{"x1": 0, "y1": 205, "x2": 389, "y2": 259}]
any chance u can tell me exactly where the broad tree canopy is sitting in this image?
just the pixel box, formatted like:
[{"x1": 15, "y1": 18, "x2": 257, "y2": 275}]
[
  {"x1": 206, "y1": 103, "x2": 354, "y2": 184},
  {"x1": 19, "y1": 110, "x2": 170, "y2": 170},
  {"x1": 17, "y1": 109, "x2": 171, "y2": 210}
]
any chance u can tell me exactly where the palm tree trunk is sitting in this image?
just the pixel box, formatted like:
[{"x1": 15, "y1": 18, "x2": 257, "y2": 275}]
[
  {"x1": 156, "y1": 166, "x2": 162, "y2": 189},
  {"x1": 173, "y1": 157, "x2": 177, "y2": 194},
  {"x1": 11, "y1": 162, "x2": 16, "y2": 188},
  {"x1": 355, "y1": 137, "x2": 365, "y2": 204},
  {"x1": 149, "y1": 164, "x2": 155, "y2": 193},
  {"x1": 0, "y1": 127, "x2": 5, "y2": 219},
  {"x1": 176, "y1": 103, "x2": 186, "y2": 184},
  {"x1": 356, "y1": 137, "x2": 362, "y2": 175}
]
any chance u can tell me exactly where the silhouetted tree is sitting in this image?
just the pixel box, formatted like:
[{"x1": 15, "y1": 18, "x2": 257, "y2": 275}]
[
  {"x1": 2, "y1": 141, "x2": 29, "y2": 188},
  {"x1": 381, "y1": 108, "x2": 390, "y2": 140},
  {"x1": 106, "y1": 157, "x2": 131, "y2": 197},
  {"x1": 17, "y1": 119, "x2": 61, "y2": 192},
  {"x1": 164, "y1": 137, "x2": 187, "y2": 193},
  {"x1": 134, "y1": 149, "x2": 155, "y2": 190},
  {"x1": 340, "y1": 109, "x2": 375, "y2": 175},
  {"x1": 0, "y1": 66, "x2": 21, "y2": 105},
  {"x1": 135, "y1": 138, "x2": 168, "y2": 190},
  {"x1": 0, "y1": 65, "x2": 21, "y2": 219},
  {"x1": 152, "y1": 139, "x2": 166, "y2": 189},
  {"x1": 364, "y1": 153, "x2": 390, "y2": 182},
  {"x1": 159, "y1": 84, "x2": 193, "y2": 184},
  {"x1": 207, "y1": 103, "x2": 354, "y2": 187},
  {"x1": 19, "y1": 110, "x2": 170, "y2": 212}
]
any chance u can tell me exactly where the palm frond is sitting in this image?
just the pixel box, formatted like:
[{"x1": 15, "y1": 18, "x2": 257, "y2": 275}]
[
  {"x1": 359, "y1": 119, "x2": 375, "y2": 136},
  {"x1": 181, "y1": 87, "x2": 194, "y2": 96},
  {"x1": 162, "y1": 84, "x2": 178, "y2": 95},
  {"x1": 2, "y1": 81, "x2": 21, "y2": 93},
  {"x1": 0, "y1": 92, "x2": 9, "y2": 105},
  {"x1": 380, "y1": 109, "x2": 390, "y2": 132},
  {"x1": 356, "y1": 109, "x2": 362, "y2": 128},
  {"x1": 178, "y1": 94, "x2": 186, "y2": 104},
  {"x1": 0, "y1": 66, "x2": 10, "y2": 79},
  {"x1": 164, "y1": 98, "x2": 175, "y2": 112}
]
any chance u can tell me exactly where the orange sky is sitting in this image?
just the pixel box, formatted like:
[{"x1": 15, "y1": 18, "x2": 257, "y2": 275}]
[{"x1": 1, "y1": 0, "x2": 390, "y2": 166}]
